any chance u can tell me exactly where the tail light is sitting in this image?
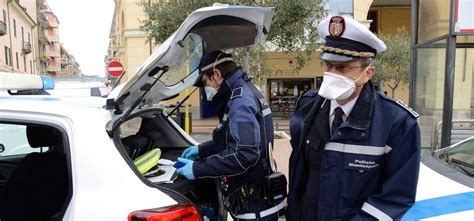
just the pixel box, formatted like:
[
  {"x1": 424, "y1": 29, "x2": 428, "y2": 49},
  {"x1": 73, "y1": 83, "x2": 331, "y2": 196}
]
[{"x1": 128, "y1": 202, "x2": 202, "y2": 221}]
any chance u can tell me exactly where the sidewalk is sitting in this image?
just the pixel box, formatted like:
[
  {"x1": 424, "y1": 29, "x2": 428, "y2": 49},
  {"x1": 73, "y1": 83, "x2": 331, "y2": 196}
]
[
  {"x1": 190, "y1": 116, "x2": 292, "y2": 179},
  {"x1": 190, "y1": 117, "x2": 218, "y2": 133}
]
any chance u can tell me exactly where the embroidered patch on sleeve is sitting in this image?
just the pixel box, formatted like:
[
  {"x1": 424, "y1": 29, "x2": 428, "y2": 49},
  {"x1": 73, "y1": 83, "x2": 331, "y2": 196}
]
[
  {"x1": 237, "y1": 122, "x2": 256, "y2": 145},
  {"x1": 231, "y1": 87, "x2": 243, "y2": 100}
]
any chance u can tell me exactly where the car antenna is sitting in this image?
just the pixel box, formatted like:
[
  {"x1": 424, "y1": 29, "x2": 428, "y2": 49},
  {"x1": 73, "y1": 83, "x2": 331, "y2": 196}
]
[
  {"x1": 112, "y1": 71, "x2": 127, "y2": 90},
  {"x1": 165, "y1": 87, "x2": 199, "y2": 118}
]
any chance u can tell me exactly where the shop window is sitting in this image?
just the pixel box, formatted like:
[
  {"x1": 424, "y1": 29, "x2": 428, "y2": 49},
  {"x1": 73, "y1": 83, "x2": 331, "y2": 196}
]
[{"x1": 268, "y1": 79, "x2": 313, "y2": 116}]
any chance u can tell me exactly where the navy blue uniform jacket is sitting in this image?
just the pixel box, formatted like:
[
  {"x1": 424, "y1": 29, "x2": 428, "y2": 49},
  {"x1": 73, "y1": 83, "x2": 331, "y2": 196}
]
[
  {"x1": 287, "y1": 82, "x2": 420, "y2": 220},
  {"x1": 193, "y1": 68, "x2": 273, "y2": 189}
]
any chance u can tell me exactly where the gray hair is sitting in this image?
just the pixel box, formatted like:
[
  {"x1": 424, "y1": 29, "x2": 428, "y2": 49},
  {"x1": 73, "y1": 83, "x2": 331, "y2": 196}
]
[{"x1": 361, "y1": 57, "x2": 374, "y2": 67}]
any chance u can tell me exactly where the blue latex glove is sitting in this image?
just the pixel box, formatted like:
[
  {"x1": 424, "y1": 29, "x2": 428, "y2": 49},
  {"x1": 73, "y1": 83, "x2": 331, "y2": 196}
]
[
  {"x1": 176, "y1": 157, "x2": 196, "y2": 180},
  {"x1": 181, "y1": 145, "x2": 199, "y2": 160}
]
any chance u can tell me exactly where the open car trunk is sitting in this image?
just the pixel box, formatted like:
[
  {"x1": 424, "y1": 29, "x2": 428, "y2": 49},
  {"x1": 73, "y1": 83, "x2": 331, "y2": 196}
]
[
  {"x1": 115, "y1": 107, "x2": 226, "y2": 220},
  {"x1": 106, "y1": 4, "x2": 273, "y2": 133},
  {"x1": 107, "y1": 4, "x2": 275, "y2": 220}
]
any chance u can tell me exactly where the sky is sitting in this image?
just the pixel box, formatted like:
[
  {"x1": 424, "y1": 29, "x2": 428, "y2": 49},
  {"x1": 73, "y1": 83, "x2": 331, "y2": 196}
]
[{"x1": 47, "y1": 0, "x2": 115, "y2": 77}]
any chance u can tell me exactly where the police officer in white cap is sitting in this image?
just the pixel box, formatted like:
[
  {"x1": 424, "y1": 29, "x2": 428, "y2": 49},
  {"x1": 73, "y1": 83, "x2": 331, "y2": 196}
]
[{"x1": 287, "y1": 15, "x2": 421, "y2": 220}]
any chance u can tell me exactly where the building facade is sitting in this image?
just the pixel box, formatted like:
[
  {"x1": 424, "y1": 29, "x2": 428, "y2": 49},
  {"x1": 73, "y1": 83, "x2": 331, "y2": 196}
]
[
  {"x1": 107, "y1": 0, "x2": 154, "y2": 82},
  {"x1": 0, "y1": 0, "x2": 79, "y2": 77},
  {"x1": 59, "y1": 43, "x2": 80, "y2": 76},
  {"x1": 37, "y1": 4, "x2": 60, "y2": 76},
  {"x1": 0, "y1": 0, "x2": 37, "y2": 74},
  {"x1": 35, "y1": 0, "x2": 79, "y2": 77}
]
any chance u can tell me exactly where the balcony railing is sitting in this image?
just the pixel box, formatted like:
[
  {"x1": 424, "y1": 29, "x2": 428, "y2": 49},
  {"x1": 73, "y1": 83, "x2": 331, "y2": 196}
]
[
  {"x1": 22, "y1": 42, "x2": 32, "y2": 54},
  {"x1": 45, "y1": 47, "x2": 60, "y2": 57},
  {"x1": 48, "y1": 20, "x2": 58, "y2": 28},
  {"x1": 39, "y1": 30, "x2": 51, "y2": 43},
  {"x1": 0, "y1": 21, "x2": 6, "y2": 36},
  {"x1": 61, "y1": 55, "x2": 68, "y2": 63},
  {"x1": 40, "y1": 49, "x2": 52, "y2": 62},
  {"x1": 47, "y1": 64, "x2": 60, "y2": 72},
  {"x1": 48, "y1": 33, "x2": 59, "y2": 42}
]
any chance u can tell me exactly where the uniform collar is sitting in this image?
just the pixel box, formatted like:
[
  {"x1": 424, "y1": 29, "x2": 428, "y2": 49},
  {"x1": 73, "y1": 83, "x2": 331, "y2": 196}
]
[
  {"x1": 224, "y1": 67, "x2": 246, "y2": 89},
  {"x1": 341, "y1": 81, "x2": 375, "y2": 130},
  {"x1": 330, "y1": 95, "x2": 359, "y2": 120}
]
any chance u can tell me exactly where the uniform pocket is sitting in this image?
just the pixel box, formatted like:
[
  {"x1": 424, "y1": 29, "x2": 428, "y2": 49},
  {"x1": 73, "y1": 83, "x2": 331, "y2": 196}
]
[{"x1": 341, "y1": 154, "x2": 383, "y2": 203}]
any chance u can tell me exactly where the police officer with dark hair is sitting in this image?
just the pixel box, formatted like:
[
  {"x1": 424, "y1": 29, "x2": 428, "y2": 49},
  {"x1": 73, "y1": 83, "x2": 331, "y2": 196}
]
[
  {"x1": 287, "y1": 15, "x2": 421, "y2": 220},
  {"x1": 176, "y1": 50, "x2": 285, "y2": 220}
]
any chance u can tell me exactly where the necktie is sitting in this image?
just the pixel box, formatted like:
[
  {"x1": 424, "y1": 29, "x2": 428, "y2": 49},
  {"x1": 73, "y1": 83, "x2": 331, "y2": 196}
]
[{"x1": 332, "y1": 107, "x2": 344, "y2": 136}]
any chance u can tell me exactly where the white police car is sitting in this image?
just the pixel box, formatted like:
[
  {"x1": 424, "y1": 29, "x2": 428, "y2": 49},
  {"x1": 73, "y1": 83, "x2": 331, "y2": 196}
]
[
  {"x1": 47, "y1": 81, "x2": 111, "y2": 98},
  {"x1": 0, "y1": 73, "x2": 53, "y2": 96},
  {"x1": 402, "y1": 140, "x2": 474, "y2": 221},
  {"x1": 0, "y1": 4, "x2": 273, "y2": 220}
]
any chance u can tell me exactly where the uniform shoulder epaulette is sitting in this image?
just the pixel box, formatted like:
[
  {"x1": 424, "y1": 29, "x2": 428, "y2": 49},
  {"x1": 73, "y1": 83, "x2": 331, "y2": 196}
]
[
  {"x1": 304, "y1": 89, "x2": 318, "y2": 97},
  {"x1": 231, "y1": 87, "x2": 243, "y2": 100},
  {"x1": 295, "y1": 89, "x2": 318, "y2": 109},
  {"x1": 395, "y1": 99, "x2": 419, "y2": 118},
  {"x1": 381, "y1": 95, "x2": 419, "y2": 118}
]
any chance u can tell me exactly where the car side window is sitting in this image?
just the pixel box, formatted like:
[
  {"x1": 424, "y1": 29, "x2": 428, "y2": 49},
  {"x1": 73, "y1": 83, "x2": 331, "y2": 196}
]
[
  {"x1": 444, "y1": 138, "x2": 474, "y2": 176},
  {"x1": 0, "y1": 124, "x2": 49, "y2": 157}
]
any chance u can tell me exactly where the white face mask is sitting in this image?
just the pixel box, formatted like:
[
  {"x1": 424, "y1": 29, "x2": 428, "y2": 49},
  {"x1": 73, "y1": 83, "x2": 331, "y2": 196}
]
[
  {"x1": 204, "y1": 86, "x2": 218, "y2": 101},
  {"x1": 318, "y1": 71, "x2": 359, "y2": 100}
]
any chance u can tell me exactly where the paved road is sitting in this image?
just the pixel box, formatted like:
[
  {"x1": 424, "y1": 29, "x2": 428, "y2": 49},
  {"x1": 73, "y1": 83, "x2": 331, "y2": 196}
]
[{"x1": 190, "y1": 133, "x2": 212, "y2": 143}]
